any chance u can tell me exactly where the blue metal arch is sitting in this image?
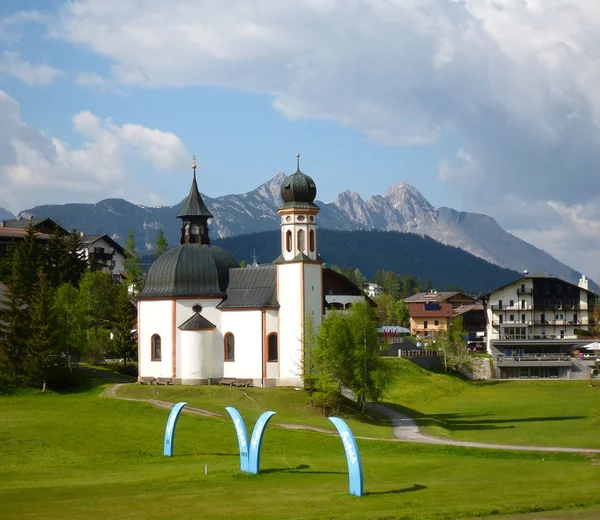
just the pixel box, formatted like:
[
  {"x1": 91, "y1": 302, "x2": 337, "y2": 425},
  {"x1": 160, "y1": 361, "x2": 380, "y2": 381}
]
[
  {"x1": 248, "y1": 411, "x2": 277, "y2": 474},
  {"x1": 163, "y1": 402, "x2": 187, "y2": 456},
  {"x1": 225, "y1": 406, "x2": 250, "y2": 472},
  {"x1": 329, "y1": 417, "x2": 364, "y2": 496}
]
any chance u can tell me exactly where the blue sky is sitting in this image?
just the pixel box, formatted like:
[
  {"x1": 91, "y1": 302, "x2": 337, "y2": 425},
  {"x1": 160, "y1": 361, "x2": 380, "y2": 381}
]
[{"x1": 1, "y1": 1, "x2": 600, "y2": 275}]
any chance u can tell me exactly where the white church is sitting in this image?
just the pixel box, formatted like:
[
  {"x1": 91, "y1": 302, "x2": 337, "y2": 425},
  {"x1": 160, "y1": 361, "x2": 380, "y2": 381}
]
[{"x1": 137, "y1": 157, "x2": 369, "y2": 387}]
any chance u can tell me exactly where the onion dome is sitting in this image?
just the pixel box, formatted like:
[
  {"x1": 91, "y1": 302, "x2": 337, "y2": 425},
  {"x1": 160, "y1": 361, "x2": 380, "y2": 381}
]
[
  {"x1": 138, "y1": 243, "x2": 239, "y2": 298},
  {"x1": 280, "y1": 153, "x2": 318, "y2": 210}
]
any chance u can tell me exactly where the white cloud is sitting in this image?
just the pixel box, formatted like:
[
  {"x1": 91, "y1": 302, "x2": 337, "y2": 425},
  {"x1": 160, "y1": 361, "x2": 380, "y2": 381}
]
[
  {"x1": 0, "y1": 90, "x2": 188, "y2": 213},
  {"x1": 0, "y1": 51, "x2": 63, "y2": 85},
  {"x1": 5, "y1": 0, "x2": 600, "y2": 272}
]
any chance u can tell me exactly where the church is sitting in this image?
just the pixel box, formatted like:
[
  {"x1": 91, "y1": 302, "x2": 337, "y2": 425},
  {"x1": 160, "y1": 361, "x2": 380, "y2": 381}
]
[{"x1": 137, "y1": 156, "x2": 369, "y2": 387}]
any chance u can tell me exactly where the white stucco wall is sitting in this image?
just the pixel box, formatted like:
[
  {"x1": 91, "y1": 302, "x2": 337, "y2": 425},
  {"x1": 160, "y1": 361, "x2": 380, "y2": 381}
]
[
  {"x1": 175, "y1": 298, "x2": 223, "y2": 379},
  {"x1": 138, "y1": 299, "x2": 174, "y2": 379},
  {"x1": 221, "y1": 310, "x2": 263, "y2": 379},
  {"x1": 277, "y1": 262, "x2": 303, "y2": 382},
  {"x1": 180, "y1": 330, "x2": 213, "y2": 383}
]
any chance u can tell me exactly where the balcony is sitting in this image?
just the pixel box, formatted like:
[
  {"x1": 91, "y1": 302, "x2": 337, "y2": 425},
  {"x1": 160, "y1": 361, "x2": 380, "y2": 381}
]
[
  {"x1": 491, "y1": 304, "x2": 532, "y2": 311},
  {"x1": 496, "y1": 354, "x2": 571, "y2": 367},
  {"x1": 517, "y1": 288, "x2": 534, "y2": 295},
  {"x1": 491, "y1": 333, "x2": 579, "y2": 341}
]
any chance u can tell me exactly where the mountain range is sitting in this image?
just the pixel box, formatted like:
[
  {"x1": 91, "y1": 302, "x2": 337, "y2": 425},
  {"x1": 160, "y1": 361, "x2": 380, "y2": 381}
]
[{"x1": 9, "y1": 172, "x2": 585, "y2": 285}]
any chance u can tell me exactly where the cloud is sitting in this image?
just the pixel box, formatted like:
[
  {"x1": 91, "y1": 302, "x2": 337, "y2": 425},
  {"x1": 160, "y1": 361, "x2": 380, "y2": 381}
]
[
  {"x1": 0, "y1": 51, "x2": 63, "y2": 85},
  {"x1": 0, "y1": 90, "x2": 188, "y2": 213},
  {"x1": 5, "y1": 0, "x2": 600, "y2": 272}
]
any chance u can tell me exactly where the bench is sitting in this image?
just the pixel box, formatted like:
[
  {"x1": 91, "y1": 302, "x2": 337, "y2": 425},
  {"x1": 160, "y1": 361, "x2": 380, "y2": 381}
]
[
  {"x1": 232, "y1": 379, "x2": 254, "y2": 388},
  {"x1": 156, "y1": 377, "x2": 174, "y2": 385},
  {"x1": 138, "y1": 377, "x2": 156, "y2": 385},
  {"x1": 219, "y1": 378, "x2": 237, "y2": 386}
]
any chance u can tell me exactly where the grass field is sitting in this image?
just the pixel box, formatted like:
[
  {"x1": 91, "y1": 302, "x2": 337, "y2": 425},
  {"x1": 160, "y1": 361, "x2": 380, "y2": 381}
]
[
  {"x1": 382, "y1": 359, "x2": 600, "y2": 448},
  {"x1": 2, "y1": 371, "x2": 600, "y2": 520}
]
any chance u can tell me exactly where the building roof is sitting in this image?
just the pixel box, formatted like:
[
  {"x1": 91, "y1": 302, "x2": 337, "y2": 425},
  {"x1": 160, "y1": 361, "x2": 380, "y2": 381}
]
[
  {"x1": 176, "y1": 174, "x2": 213, "y2": 220},
  {"x1": 0, "y1": 228, "x2": 50, "y2": 239},
  {"x1": 178, "y1": 312, "x2": 216, "y2": 330},
  {"x1": 280, "y1": 168, "x2": 318, "y2": 210},
  {"x1": 482, "y1": 273, "x2": 598, "y2": 299},
  {"x1": 1, "y1": 217, "x2": 53, "y2": 228},
  {"x1": 404, "y1": 291, "x2": 465, "y2": 303},
  {"x1": 218, "y1": 265, "x2": 279, "y2": 309},
  {"x1": 80, "y1": 234, "x2": 126, "y2": 254},
  {"x1": 453, "y1": 303, "x2": 484, "y2": 317},
  {"x1": 138, "y1": 243, "x2": 239, "y2": 298}
]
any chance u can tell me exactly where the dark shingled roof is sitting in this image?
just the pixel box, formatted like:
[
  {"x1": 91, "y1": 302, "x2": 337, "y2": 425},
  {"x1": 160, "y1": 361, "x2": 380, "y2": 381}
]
[
  {"x1": 177, "y1": 174, "x2": 213, "y2": 219},
  {"x1": 178, "y1": 312, "x2": 216, "y2": 330},
  {"x1": 2, "y1": 217, "x2": 53, "y2": 228},
  {"x1": 138, "y1": 243, "x2": 239, "y2": 298},
  {"x1": 81, "y1": 234, "x2": 125, "y2": 254},
  {"x1": 280, "y1": 169, "x2": 318, "y2": 210},
  {"x1": 218, "y1": 265, "x2": 279, "y2": 309}
]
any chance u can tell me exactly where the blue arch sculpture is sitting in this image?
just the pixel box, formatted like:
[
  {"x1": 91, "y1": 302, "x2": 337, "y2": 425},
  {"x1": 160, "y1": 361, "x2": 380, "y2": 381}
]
[
  {"x1": 163, "y1": 402, "x2": 187, "y2": 456},
  {"x1": 248, "y1": 411, "x2": 277, "y2": 474},
  {"x1": 329, "y1": 417, "x2": 364, "y2": 496},
  {"x1": 225, "y1": 407, "x2": 276, "y2": 474}
]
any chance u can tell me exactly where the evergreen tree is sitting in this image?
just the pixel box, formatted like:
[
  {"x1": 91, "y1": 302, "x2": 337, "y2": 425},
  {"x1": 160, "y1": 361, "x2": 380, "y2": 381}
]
[
  {"x1": 124, "y1": 230, "x2": 143, "y2": 295},
  {"x1": 11, "y1": 223, "x2": 43, "y2": 304},
  {"x1": 111, "y1": 283, "x2": 137, "y2": 367},
  {"x1": 23, "y1": 270, "x2": 60, "y2": 392},
  {"x1": 62, "y1": 231, "x2": 87, "y2": 287},
  {"x1": 54, "y1": 283, "x2": 86, "y2": 370},
  {"x1": 155, "y1": 229, "x2": 168, "y2": 259},
  {"x1": 0, "y1": 278, "x2": 29, "y2": 382},
  {"x1": 46, "y1": 224, "x2": 68, "y2": 288}
]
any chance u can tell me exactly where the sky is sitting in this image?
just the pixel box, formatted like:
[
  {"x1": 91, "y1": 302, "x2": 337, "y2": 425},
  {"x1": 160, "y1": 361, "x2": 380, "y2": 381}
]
[{"x1": 0, "y1": 0, "x2": 599, "y2": 276}]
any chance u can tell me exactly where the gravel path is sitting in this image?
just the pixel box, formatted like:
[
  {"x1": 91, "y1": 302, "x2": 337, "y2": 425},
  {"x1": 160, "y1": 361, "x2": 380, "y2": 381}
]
[
  {"x1": 369, "y1": 403, "x2": 600, "y2": 454},
  {"x1": 102, "y1": 384, "x2": 600, "y2": 453}
]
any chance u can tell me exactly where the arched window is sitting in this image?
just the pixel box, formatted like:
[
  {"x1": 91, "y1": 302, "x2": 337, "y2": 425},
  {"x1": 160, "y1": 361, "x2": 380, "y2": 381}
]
[
  {"x1": 151, "y1": 334, "x2": 161, "y2": 361},
  {"x1": 297, "y1": 229, "x2": 305, "y2": 253},
  {"x1": 267, "y1": 334, "x2": 278, "y2": 362},
  {"x1": 286, "y1": 230, "x2": 292, "y2": 252},
  {"x1": 224, "y1": 333, "x2": 235, "y2": 361},
  {"x1": 309, "y1": 229, "x2": 315, "y2": 252}
]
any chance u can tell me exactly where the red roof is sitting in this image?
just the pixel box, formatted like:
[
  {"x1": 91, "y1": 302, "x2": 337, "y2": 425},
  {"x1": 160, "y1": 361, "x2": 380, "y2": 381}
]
[{"x1": 0, "y1": 228, "x2": 50, "y2": 239}]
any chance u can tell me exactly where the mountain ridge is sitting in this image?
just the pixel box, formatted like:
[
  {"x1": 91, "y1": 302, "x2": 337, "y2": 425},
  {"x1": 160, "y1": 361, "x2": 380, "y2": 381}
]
[{"x1": 16, "y1": 173, "x2": 585, "y2": 286}]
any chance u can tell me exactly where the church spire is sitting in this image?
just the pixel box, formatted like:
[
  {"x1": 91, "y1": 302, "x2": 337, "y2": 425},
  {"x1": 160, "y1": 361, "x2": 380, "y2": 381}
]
[{"x1": 177, "y1": 155, "x2": 213, "y2": 245}]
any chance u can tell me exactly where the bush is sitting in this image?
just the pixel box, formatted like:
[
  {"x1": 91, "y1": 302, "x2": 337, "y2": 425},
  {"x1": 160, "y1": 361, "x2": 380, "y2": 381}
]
[{"x1": 103, "y1": 362, "x2": 138, "y2": 377}]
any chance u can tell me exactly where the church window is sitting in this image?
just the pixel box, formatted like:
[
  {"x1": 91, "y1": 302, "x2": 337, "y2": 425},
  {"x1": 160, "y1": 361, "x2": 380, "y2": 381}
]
[
  {"x1": 224, "y1": 333, "x2": 235, "y2": 361},
  {"x1": 309, "y1": 230, "x2": 315, "y2": 252},
  {"x1": 151, "y1": 335, "x2": 161, "y2": 361},
  {"x1": 286, "y1": 230, "x2": 292, "y2": 252},
  {"x1": 297, "y1": 229, "x2": 305, "y2": 253},
  {"x1": 267, "y1": 334, "x2": 278, "y2": 362}
]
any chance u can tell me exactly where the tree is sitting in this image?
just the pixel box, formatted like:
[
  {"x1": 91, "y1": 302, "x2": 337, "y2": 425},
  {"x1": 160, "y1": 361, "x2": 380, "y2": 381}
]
[
  {"x1": 387, "y1": 299, "x2": 409, "y2": 327},
  {"x1": 313, "y1": 302, "x2": 389, "y2": 414},
  {"x1": 23, "y1": 270, "x2": 60, "y2": 392},
  {"x1": 11, "y1": 224, "x2": 43, "y2": 304},
  {"x1": 111, "y1": 283, "x2": 137, "y2": 367},
  {"x1": 45, "y1": 224, "x2": 68, "y2": 288},
  {"x1": 124, "y1": 230, "x2": 143, "y2": 295},
  {"x1": 346, "y1": 301, "x2": 389, "y2": 411},
  {"x1": 437, "y1": 316, "x2": 473, "y2": 373},
  {"x1": 79, "y1": 270, "x2": 117, "y2": 362},
  {"x1": 155, "y1": 229, "x2": 168, "y2": 258},
  {"x1": 54, "y1": 283, "x2": 86, "y2": 371},
  {"x1": 62, "y1": 231, "x2": 87, "y2": 287},
  {"x1": 373, "y1": 292, "x2": 394, "y2": 324},
  {"x1": 313, "y1": 311, "x2": 354, "y2": 414},
  {"x1": 0, "y1": 277, "x2": 29, "y2": 382}
]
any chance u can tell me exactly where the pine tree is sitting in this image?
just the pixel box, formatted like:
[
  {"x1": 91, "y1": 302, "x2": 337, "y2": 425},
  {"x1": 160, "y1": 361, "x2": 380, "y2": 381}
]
[
  {"x1": 111, "y1": 283, "x2": 136, "y2": 368},
  {"x1": 0, "y1": 277, "x2": 29, "y2": 382},
  {"x1": 23, "y1": 270, "x2": 60, "y2": 392},
  {"x1": 155, "y1": 229, "x2": 168, "y2": 259},
  {"x1": 46, "y1": 224, "x2": 68, "y2": 288},
  {"x1": 62, "y1": 231, "x2": 87, "y2": 287},
  {"x1": 12, "y1": 223, "x2": 43, "y2": 304},
  {"x1": 124, "y1": 231, "x2": 143, "y2": 295},
  {"x1": 54, "y1": 283, "x2": 86, "y2": 370}
]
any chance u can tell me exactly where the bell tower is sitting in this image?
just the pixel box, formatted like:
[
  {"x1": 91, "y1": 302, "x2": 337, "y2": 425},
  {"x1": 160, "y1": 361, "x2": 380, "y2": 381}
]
[
  {"x1": 276, "y1": 154, "x2": 323, "y2": 386},
  {"x1": 177, "y1": 155, "x2": 213, "y2": 245}
]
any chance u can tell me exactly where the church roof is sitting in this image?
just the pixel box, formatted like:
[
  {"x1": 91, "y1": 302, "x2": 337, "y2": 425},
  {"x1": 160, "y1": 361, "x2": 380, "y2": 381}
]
[
  {"x1": 178, "y1": 312, "x2": 216, "y2": 330},
  {"x1": 177, "y1": 174, "x2": 213, "y2": 220},
  {"x1": 280, "y1": 164, "x2": 318, "y2": 210},
  {"x1": 138, "y1": 243, "x2": 239, "y2": 298},
  {"x1": 218, "y1": 264, "x2": 279, "y2": 309}
]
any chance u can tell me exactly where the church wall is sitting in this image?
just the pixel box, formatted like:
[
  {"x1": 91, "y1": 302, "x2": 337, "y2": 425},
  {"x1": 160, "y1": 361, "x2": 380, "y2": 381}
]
[
  {"x1": 277, "y1": 262, "x2": 304, "y2": 383},
  {"x1": 221, "y1": 310, "x2": 263, "y2": 379},
  {"x1": 138, "y1": 300, "x2": 174, "y2": 380},
  {"x1": 175, "y1": 298, "x2": 223, "y2": 379}
]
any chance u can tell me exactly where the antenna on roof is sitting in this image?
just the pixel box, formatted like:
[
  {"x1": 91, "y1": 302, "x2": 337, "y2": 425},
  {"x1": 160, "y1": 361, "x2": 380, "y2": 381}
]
[{"x1": 523, "y1": 269, "x2": 529, "y2": 275}]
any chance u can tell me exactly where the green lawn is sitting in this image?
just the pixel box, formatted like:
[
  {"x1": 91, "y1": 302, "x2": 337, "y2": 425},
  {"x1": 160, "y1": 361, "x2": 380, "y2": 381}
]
[
  {"x1": 1, "y1": 381, "x2": 600, "y2": 520},
  {"x1": 383, "y1": 359, "x2": 600, "y2": 448},
  {"x1": 117, "y1": 383, "x2": 394, "y2": 438}
]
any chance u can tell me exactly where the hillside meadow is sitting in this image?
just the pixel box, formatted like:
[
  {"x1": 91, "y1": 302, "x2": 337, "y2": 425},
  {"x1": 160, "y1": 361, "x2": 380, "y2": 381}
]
[{"x1": 1, "y1": 359, "x2": 600, "y2": 519}]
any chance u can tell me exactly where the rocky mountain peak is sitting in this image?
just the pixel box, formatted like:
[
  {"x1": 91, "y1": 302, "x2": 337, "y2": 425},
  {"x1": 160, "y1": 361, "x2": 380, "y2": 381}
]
[
  {"x1": 384, "y1": 182, "x2": 434, "y2": 211},
  {"x1": 253, "y1": 172, "x2": 286, "y2": 205}
]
